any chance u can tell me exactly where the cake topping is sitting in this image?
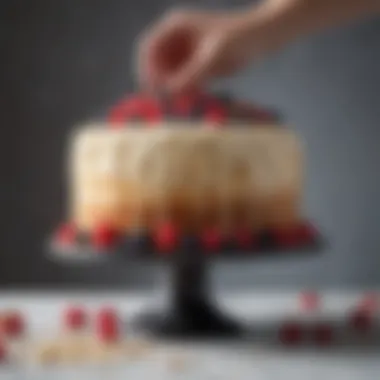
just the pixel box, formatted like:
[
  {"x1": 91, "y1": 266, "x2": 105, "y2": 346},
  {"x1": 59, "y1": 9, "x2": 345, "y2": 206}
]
[
  {"x1": 108, "y1": 95, "x2": 162, "y2": 126},
  {"x1": 56, "y1": 223, "x2": 77, "y2": 246},
  {"x1": 107, "y1": 92, "x2": 280, "y2": 127},
  {"x1": 201, "y1": 227, "x2": 222, "y2": 252},
  {"x1": 154, "y1": 222, "x2": 179, "y2": 253},
  {"x1": 92, "y1": 223, "x2": 119, "y2": 250},
  {"x1": 235, "y1": 227, "x2": 255, "y2": 249}
]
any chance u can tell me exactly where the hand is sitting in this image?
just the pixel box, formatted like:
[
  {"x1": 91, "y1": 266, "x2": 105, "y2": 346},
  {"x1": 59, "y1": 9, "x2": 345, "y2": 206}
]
[
  {"x1": 136, "y1": 1, "x2": 306, "y2": 94},
  {"x1": 136, "y1": 0, "x2": 380, "y2": 95}
]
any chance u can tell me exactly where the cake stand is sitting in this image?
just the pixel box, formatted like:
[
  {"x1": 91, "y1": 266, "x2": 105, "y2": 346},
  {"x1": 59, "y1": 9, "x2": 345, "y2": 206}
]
[
  {"x1": 48, "y1": 223, "x2": 322, "y2": 339},
  {"x1": 47, "y1": 92, "x2": 323, "y2": 339}
]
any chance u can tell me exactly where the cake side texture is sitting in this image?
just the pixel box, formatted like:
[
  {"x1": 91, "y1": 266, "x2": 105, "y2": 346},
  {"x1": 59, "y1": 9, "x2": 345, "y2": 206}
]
[{"x1": 69, "y1": 123, "x2": 304, "y2": 233}]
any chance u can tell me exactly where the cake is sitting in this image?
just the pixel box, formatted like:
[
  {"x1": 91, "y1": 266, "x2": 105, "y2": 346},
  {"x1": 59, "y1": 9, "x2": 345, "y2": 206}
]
[
  {"x1": 70, "y1": 126, "x2": 303, "y2": 234},
  {"x1": 53, "y1": 93, "x2": 317, "y2": 254}
]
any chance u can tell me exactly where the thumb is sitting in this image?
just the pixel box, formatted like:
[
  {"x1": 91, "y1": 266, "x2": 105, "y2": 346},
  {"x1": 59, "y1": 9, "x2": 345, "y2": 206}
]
[{"x1": 166, "y1": 37, "x2": 220, "y2": 94}]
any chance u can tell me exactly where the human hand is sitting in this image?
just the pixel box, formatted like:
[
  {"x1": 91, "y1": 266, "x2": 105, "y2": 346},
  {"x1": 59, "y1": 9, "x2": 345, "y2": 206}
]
[
  {"x1": 136, "y1": 0, "x2": 380, "y2": 95},
  {"x1": 136, "y1": 2, "x2": 302, "y2": 94}
]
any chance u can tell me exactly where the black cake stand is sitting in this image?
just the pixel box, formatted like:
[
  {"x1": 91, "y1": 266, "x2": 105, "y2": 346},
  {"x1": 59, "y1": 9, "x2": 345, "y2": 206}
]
[
  {"x1": 48, "y1": 225, "x2": 323, "y2": 339},
  {"x1": 48, "y1": 91, "x2": 322, "y2": 339}
]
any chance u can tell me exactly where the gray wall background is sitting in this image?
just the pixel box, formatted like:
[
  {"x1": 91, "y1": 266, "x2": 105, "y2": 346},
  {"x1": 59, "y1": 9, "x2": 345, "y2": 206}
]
[{"x1": 2, "y1": 0, "x2": 380, "y2": 289}]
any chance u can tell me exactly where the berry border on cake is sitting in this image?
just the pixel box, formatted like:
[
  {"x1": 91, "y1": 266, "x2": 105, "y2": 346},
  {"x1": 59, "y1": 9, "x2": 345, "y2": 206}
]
[{"x1": 49, "y1": 220, "x2": 322, "y2": 262}]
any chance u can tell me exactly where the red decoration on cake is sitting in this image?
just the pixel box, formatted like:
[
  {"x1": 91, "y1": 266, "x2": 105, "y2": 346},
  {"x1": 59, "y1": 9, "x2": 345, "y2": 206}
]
[
  {"x1": 2, "y1": 311, "x2": 24, "y2": 338},
  {"x1": 92, "y1": 223, "x2": 119, "y2": 250},
  {"x1": 154, "y1": 222, "x2": 179, "y2": 253},
  {"x1": 95, "y1": 307, "x2": 120, "y2": 343},
  {"x1": 296, "y1": 222, "x2": 316, "y2": 244},
  {"x1": 279, "y1": 321, "x2": 304, "y2": 345},
  {"x1": 235, "y1": 227, "x2": 255, "y2": 249},
  {"x1": 201, "y1": 227, "x2": 222, "y2": 252},
  {"x1": 64, "y1": 306, "x2": 88, "y2": 330},
  {"x1": 273, "y1": 222, "x2": 316, "y2": 248},
  {"x1": 108, "y1": 95, "x2": 162, "y2": 126},
  {"x1": 0, "y1": 341, "x2": 7, "y2": 362},
  {"x1": 56, "y1": 223, "x2": 77, "y2": 246},
  {"x1": 204, "y1": 100, "x2": 227, "y2": 127},
  {"x1": 172, "y1": 93, "x2": 199, "y2": 117},
  {"x1": 273, "y1": 227, "x2": 298, "y2": 248},
  {"x1": 312, "y1": 323, "x2": 333, "y2": 346},
  {"x1": 254, "y1": 108, "x2": 275, "y2": 122}
]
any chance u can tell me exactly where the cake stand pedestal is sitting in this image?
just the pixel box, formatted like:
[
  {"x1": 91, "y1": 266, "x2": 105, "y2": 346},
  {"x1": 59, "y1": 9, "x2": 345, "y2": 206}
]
[{"x1": 134, "y1": 252, "x2": 243, "y2": 339}]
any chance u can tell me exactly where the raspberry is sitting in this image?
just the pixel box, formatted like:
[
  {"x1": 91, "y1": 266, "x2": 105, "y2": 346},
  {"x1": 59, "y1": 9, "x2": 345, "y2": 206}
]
[
  {"x1": 201, "y1": 227, "x2": 222, "y2": 252},
  {"x1": 56, "y1": 223, "x2": 76, "y2": 245},
  {"x1": 64, "y1": 306, "x2": 87, "y2": 330},
  {"x1": 92, "y1": 223, "x2": 119, "y2": 250},
  {"x1": 95, "y1": 307, "x2": 120, "y2": 343},
  {"x1": 235, "y1": 227, "x2": 255, "y2": 249},
  {"x1": 273, "y1": 226, "x2": 300, "y2": 248},
  {"x1": 2, "y1": 311, "x2": 24, "y2": 338},
  {"x1": 154, "y1": 222, "x2": 179, "y2": 253},
  {"x1": 0, "y1": 341, "x2": 7, "y2": 363}
]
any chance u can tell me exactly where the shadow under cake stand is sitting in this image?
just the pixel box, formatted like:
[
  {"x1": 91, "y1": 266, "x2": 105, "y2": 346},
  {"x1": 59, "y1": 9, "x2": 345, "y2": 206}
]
[{"x1": 48, "y1": 223, "x2": 323, "y2": 339}]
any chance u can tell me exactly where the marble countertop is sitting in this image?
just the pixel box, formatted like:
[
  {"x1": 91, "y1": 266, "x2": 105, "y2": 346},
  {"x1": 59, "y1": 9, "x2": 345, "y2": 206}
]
[{"x1": 0, "y1": 291, "x2": 378, "y2": 380}]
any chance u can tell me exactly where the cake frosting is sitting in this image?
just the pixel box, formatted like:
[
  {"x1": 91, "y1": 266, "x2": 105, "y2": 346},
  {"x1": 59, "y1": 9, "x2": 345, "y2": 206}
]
[{"x1": 69, "y1": 123, "x2": 304, "y2": 234}]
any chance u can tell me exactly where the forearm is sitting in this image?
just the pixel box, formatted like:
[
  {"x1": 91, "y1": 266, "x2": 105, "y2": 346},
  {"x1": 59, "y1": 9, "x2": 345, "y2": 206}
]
[
  {"x1": 241, "y1": 0, "x2": 380, "y2": 43},
  {"x1": 282, "y1": 0, "x2": 380, "y2": 36}
]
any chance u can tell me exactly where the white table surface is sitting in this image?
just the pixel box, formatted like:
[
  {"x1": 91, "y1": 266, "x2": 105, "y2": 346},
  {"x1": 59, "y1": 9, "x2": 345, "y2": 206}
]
[{"x1": 0, "y1": 291, "x2": 379, "y2": 380}]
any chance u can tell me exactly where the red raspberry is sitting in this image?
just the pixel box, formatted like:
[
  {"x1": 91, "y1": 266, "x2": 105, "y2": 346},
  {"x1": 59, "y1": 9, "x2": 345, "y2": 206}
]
[
  {"x1": 235, "y1": 227, "x2": 255, "y2": 249},
  {"x1": 312, "y1": 323, "x2": 333, "y2": 346},
  {"x1": 56, "y1": 223, "x2": 76, "y2": 245},
  {"x1": 92, "y1": 223, "x2": 119, "y2": 250},
  {"x1": 2, "y1": 311, "x2": 24, "y2": 338},
  {"x1": 205, "y1": 102, "x2": 227, "y2": 127},
  {"x1": 279, "y1": 322, "x2": 304, "y2": 345},
  {"x1": 201, "y1": 227, "x2": 222, "y2": 252},
  {"x1": 95, "y1": 307, "x2": 120, "y2": 343},
  {"x1": 143, "y1": 99, "x2": 162, "y2": 124},
  {"x1": 296, "y1": 222, "x2": 316, "y2": 243},
  {"x1": 64, "y1": 306, "x2": 87, "y2": 330},
  {"x1": 254, "y1": 108, "x2": 274, "y2": 122},
  {"x1": 273, "y1": 226, "x2": 299, "y2": 248},
  {"x1": 0, "y1": 341, "x2": 7, "y2": 362},
  {"x1": 173, "y1": 95, "x2": 194, "y2": 116},
  {"x1": 108, "y1": 95, "x2": 162, "y2": 125},
  {"x1": 154, "y1": 223, "x2": 179, "y2": 253}
]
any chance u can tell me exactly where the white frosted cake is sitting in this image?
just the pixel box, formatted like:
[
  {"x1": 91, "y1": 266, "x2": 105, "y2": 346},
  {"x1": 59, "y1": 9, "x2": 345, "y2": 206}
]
[
  {"x1": 69, "y1": 124, "x2": 303, "y2": 235},
  {"x1": 52, "y1": 93, "x2": 318, "y2": 254}
]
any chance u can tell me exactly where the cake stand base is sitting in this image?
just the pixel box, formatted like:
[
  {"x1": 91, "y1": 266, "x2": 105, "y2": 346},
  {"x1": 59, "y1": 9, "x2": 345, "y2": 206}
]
[
  {"x1": 133, "y1": 251, "x2": 246, "y2": 340},
  {"x1": 134, "y1": 299, "x2": 243, "y2": 339}
]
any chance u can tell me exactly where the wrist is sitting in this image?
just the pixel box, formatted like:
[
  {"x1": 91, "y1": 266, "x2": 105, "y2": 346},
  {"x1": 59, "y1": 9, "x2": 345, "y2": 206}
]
[
  {"x1": 236, "y1": 2, "x2": 306, "y2": 43},
  {"x1": 241, "y1": 0, "x2": 380, "y2": 39},
  {"x1": 228, "y1": 2, "x2": 306, "y2": 55}
]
